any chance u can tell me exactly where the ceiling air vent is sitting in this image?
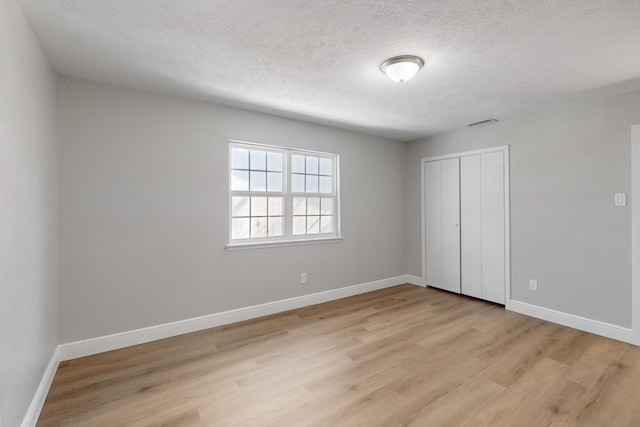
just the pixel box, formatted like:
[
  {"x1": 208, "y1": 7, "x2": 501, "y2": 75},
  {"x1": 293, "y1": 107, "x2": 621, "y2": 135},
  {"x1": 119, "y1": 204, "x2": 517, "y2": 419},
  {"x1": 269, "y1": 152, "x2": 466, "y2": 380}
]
[{"x1": 467, "y1": 118, "x2": 498, "y2": 127}]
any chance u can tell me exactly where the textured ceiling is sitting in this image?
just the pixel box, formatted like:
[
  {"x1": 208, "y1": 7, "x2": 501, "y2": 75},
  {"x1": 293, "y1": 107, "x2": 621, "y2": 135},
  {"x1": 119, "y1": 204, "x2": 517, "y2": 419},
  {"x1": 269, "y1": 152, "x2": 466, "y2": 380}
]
[{"x1": 18, "y1": 0, "x2": 640, "y2": 141}]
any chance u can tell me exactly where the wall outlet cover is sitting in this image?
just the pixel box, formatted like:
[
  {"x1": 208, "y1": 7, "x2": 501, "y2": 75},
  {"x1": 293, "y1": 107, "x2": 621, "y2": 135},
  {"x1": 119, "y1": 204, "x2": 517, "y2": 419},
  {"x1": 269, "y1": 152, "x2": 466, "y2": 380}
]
[{"x1": 615, "y1": 193, "x2": 627, "y2": 207}]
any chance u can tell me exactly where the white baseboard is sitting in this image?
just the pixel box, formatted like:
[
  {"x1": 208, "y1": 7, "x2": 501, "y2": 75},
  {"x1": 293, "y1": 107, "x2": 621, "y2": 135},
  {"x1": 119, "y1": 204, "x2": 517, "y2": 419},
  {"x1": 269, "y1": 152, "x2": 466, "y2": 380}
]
[
  {"x1": 403, "y1": 274, "x2": 424, "y2": 287},
  {"x1": 509, "y1": 300, "x2": 634, "y2": 344},
  {"x1": 21, "y1": 347, "x2": 60, "y2": 427},
  {"x1": 59, "y1": 275, "x2": 413, "y2": 361}
]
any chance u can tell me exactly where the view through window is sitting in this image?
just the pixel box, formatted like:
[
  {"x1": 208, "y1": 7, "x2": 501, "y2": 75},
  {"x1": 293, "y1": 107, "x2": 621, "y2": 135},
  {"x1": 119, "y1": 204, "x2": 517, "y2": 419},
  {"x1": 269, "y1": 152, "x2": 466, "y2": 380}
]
[{"x1": 229, "y1": 141, "x2": 340, "y2": 246}]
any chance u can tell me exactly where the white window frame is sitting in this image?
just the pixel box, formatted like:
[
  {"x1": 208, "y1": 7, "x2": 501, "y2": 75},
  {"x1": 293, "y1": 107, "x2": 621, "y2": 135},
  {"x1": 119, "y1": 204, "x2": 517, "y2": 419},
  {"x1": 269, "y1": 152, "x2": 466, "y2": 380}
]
[{"x1": 227, "y1": 140, "x2": 342, "y2": 250}]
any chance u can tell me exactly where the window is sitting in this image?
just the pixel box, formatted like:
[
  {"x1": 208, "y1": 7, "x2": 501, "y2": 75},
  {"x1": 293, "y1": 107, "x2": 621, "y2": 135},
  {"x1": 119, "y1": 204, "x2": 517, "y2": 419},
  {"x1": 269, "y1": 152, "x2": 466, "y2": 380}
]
[{"x1": 228, "y1": 141, "x2": 340, "y2": 248}]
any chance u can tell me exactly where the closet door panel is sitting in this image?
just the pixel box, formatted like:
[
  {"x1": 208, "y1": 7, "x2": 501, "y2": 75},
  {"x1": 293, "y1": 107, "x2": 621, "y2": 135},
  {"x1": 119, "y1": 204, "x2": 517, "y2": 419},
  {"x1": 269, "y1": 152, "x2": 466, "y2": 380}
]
[
  {"x1": 481, "y1": 151, "x2": 505, "y2": 304},
  {"x1": 460, "y1": 155, "x2": 482, "y2": 299},
  {"x1": 424, "y1": 161, "x2": 443, "y2": 289},
  {"x1": 441, "y1": 158, "x2": 461, "y2": 293}
]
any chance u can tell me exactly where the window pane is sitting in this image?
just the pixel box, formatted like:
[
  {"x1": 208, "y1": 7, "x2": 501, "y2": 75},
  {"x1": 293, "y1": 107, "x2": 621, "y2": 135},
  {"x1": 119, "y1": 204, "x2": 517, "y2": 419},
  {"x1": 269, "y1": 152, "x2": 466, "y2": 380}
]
[
  {"x1": 250, "y1": 150, "x2": 267, "y2": 170},
  {"x1": 306, "y1": 175, "x2": 318, "y2": 193},
  {"x1": 292, "y1": 216, "x2": 306, "y2": 235},
  {"x1": 251, "y1": 217, "x2": 268, "y2": 238},
  {"x1": 319, "y1": 158, "x2": 332, "y2": 175},
  {"x1": 267, "y1": 152, "x2": 283, "y2": 172},
  {"x1": 292, "y1": 154, "x2": 305, "y2": 173},
  {"x1": 321, "y1": 216, "x2": 333, "y2": 233},
  {"x1": 267, "y1": 172, "x2": 283, "y2": 192},
  {"x1": 250, "y1": 171, "x2": 266, "y2": 191},
  {"x1": 319, "y1": 176, "x2": 332, "y2": 194},
  {"x1": 293, "y1": 197, "x2": 306, "y2": 215},
  {"x1": 268, "y1": 217, "x2": 283, "y2": 236},
  {"x1": 232, "y1": 196, "x2": 250, "y2": 217},
  {"x1": 291, "y1": 173, "x2": 305, "y2": 193},
  {"x1": 231, "y1": 170, "x2": 249, "y2": 191},
  {"x1": 320, "y1": 198, "x2": 333, "y2": 215},
  {"x1": 268, "y1": 197, "x2": 283, "y2": 216},
  {"x1": 306, "y1": 156, "x2": 319, "y2": 174},
  {"x1": 251, "y1": 197, "x2": 268, "y2": 216},
  {"x1": 231, "y1": 148, "x2": 249, "y2": 169},
  {"x1": 307, "y1": 216, "x2": 320, "y2": 234},
  {"x1": 232, "y1": 217, "x2": 250, "y2": 239},
  {"x1": 230, "y1": 143, "x2": 338, "y2": 242},
  {"x1": 307, "y1": 197, "x2": 320, "y2": 215}
]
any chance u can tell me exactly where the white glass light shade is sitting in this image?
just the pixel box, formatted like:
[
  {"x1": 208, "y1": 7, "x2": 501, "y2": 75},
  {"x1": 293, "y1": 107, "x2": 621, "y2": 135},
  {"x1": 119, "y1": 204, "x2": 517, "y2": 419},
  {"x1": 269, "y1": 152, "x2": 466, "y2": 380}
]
[{"x1": 380, "y1": 55, "x2": 425, "y2": 83}]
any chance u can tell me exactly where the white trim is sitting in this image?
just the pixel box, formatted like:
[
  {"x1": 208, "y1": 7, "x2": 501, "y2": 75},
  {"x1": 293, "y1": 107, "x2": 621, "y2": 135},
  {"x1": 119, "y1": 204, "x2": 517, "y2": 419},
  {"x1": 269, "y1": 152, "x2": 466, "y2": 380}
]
[
  {"x1": 420, "y1": 146, "x2": 511, "y2": 163},
  {"x1": 421, "y1": 145, "x2": 511, "y2": 305},
  {"x1": 228, "y1": 139, "x2": 337, "y2": 157},
  {"x1": 503, "y1": 147, "x2": 512, "y2": 309},
  {"x1": 20, "y1": 347, "x2": 60, "y2": 427},
  {"x1": 59, "y1": 275, "x2": 412, "y2": 361},
  {"x1": 631, "y1": 124, "x2": 640, "y2": 345},
  {"x1": 509, "y1": 300, "x2": 634, "y2": 344},
  {"x1": 226, "y1": 236, "x2": 343, "y2": 251},
  {"x1": 421, "y1": 159, "x2": 426, "y2": 287},
  {"x1": 404, "y1": 274, "x2": 425, "y2": 287}
]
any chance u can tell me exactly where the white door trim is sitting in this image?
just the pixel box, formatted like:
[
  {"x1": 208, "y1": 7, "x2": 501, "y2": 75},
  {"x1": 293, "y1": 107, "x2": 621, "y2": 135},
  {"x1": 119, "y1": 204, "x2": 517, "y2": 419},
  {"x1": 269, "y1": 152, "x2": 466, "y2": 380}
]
[
  {"x1": 631, "y1": 125, "x2": 640, "y2": 345},
  {"x1": 421, "y1": 145, "x2": 511, "y2": 308}
]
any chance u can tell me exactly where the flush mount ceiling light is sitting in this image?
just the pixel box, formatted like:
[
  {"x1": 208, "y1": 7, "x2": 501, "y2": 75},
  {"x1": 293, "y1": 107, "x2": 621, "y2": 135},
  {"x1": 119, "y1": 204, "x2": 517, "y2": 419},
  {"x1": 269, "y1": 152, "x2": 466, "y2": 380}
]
[{"x1": 380, "y1": 55, "x2": 425, "y2": 83}]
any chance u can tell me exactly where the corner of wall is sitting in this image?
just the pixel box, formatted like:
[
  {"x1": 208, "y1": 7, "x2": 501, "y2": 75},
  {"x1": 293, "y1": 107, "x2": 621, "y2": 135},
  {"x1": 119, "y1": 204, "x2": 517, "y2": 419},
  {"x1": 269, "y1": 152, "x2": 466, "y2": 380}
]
[{"x1": 631, "y1": 124, "x2": 640, "y2": 345}]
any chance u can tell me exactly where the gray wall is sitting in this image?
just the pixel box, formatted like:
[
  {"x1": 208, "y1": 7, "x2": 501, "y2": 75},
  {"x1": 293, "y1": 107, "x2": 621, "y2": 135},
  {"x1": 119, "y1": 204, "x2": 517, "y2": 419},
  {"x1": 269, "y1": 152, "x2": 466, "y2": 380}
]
[
  {"x1": 58, "y1": 77, "x2": 406, "y2": 342},
  {"x1": 0, "y1": 0, "x2": 59, "y2": 425},
  {"x1": 406, "y1": 90, "x2": 640, "y2": 328}
]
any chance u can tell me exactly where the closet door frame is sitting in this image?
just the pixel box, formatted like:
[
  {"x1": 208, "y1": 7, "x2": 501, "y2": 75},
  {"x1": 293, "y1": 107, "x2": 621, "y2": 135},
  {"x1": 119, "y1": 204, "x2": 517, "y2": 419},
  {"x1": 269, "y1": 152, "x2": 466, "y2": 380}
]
[{"x1": 421, "y1": 145, "x2": 511, "y2": 309}]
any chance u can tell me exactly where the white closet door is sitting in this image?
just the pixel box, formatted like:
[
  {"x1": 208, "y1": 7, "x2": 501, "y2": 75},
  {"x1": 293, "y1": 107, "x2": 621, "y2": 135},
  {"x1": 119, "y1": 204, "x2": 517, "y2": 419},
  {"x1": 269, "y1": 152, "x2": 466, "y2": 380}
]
[
  {"x1": 424, "y1": 148, "x2": 507, "y2": 304},
  {"x1": 481, "y1": 151, "x2": 505, "y2": 304},
  {"x1": 460, "y1": 155, "x2": 482, "y2": 299},
  {"x1": 460, "y1": 152, "x2": 505, "y2": 303},
  {"x1": 424, "y1": 158, "x2": 461, "y2": 293},
  {"x1": 440, "y1": 158, "x2": 461, "y2": 293},
  {"x1": 424, "y1": 161, "x2": 443, "y2": 289}
]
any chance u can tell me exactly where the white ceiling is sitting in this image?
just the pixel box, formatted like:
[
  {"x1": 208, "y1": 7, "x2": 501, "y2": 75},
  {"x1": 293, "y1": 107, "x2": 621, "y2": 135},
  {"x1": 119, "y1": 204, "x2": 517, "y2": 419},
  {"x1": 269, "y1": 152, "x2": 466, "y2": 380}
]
[{"x1": 19, "y1": 0, "x2": 640, "y2": 141}]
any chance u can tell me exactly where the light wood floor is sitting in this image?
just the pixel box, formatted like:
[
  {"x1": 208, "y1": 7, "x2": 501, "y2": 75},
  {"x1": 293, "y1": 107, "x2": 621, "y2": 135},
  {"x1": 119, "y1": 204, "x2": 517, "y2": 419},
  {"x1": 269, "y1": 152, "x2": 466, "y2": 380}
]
[{"x1": 38, "y1": 285, "x2": 640, "y2": 426}]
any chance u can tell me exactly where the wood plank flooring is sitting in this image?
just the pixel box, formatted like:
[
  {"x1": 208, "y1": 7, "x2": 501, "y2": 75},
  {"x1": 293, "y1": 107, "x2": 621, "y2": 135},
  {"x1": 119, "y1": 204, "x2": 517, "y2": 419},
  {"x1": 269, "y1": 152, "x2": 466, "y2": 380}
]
[{"x1": 38, "y1": 285, "x2": 640, "y2": 426}]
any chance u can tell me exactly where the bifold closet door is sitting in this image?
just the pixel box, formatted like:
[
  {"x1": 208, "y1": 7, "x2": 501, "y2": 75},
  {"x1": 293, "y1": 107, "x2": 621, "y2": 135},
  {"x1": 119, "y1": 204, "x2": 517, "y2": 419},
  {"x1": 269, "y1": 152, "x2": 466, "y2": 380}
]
[
  {"x1": 424, "y1": 158, "x2": 461, "y2": 294},
  {"x1": 460, "y1": 152, "x2": 505, "y2": 304}
]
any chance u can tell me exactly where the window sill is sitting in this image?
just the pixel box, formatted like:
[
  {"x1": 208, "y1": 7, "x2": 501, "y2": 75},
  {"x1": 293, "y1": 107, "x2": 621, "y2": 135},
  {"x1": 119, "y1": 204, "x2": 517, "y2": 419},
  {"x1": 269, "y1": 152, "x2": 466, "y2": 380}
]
[{"x1": 226, "y1": 236, "x2": 343, "y2": 251}]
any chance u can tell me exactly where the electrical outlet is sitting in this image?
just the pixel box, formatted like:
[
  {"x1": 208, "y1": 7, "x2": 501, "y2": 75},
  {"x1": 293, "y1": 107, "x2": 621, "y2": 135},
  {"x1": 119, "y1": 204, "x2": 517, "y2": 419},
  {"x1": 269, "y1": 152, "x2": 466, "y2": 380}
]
[
  {"x1": 300, "y1": 273, "x2": 307, "y2": 284},
  {"x1": 529, "y1": 279, "x2": 538, "y2": 291}
]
